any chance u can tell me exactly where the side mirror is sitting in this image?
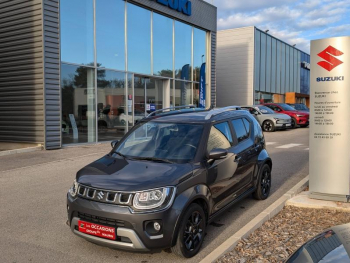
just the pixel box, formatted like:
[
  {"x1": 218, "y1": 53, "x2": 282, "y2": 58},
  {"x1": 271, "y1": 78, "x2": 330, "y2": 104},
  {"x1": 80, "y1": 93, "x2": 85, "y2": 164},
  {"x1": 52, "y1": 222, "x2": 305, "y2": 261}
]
[
  {"x1": 254, "y1": 112, "x2": 259, "y2": 116},
  {"x1": 208, "y1": 148, "x2": 228, "y2": 160},
  {"x1": 111, "y1": 140, "x2": 119, "y2": 148}
]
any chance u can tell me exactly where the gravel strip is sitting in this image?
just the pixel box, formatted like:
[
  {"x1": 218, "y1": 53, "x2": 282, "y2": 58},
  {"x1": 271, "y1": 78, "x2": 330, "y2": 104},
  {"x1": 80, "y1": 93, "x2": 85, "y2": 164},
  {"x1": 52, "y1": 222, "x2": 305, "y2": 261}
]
[{"x1": 217, "y1": 206, "x2": 350, "y2": 263}]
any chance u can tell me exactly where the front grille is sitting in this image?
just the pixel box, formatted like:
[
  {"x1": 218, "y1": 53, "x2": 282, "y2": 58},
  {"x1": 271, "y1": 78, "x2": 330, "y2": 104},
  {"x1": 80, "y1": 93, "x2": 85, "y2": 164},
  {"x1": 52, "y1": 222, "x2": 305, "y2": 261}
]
[
  {"x1": 78, "y1": 212, "x2": 125, "y2": 227},
  {"x1": 78, "y1": 184, "x2": 133, "y2": 206}
]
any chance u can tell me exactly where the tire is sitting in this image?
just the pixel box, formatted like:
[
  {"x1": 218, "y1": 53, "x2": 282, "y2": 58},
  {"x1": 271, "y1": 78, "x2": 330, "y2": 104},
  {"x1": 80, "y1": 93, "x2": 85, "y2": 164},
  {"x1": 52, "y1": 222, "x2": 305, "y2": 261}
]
[
  {"x1": 253, "y1": 164, "x2": 272, "y2": 200},
  {"x1": 262, "y1": 120, "x2": 275, "y2": 132},
  {"x1": 171, "y1": 203, "x2": 206, "y2": 258},
  {"x1": 300, "y1": 124, "x2": 309, "y2": 128},
  {"x1": 291, "y1": 118, "x2": 297, "y2": 129}
]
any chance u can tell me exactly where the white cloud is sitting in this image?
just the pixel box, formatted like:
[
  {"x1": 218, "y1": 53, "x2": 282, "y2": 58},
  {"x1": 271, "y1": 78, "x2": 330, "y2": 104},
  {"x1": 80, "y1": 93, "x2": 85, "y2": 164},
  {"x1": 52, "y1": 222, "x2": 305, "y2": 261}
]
[
  {"x1": 314, "y1": 24, "x2": 350, "y2": 36},
  {"x1": 211, "y1": 0, "x2": 294, "y2": 12},
  {"x1": 207, "y1": 0, "x2": 350, "y2": 53}
]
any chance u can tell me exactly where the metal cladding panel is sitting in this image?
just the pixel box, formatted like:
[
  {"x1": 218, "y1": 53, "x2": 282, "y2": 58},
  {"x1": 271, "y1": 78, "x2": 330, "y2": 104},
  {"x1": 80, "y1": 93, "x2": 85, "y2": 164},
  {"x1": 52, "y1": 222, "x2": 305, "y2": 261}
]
[
  {"x1": 128, "y1": 0, "x2": 216, "y2": 32},
  {"x1": 0, "y1": 0, "x2": 45, "y2": 143},
  {"x1": 211, "y1": 31, "x2": 216, "y2": 107},
  {"x1": 43, "y1": 0, "x2": 60, "y2": 149}
]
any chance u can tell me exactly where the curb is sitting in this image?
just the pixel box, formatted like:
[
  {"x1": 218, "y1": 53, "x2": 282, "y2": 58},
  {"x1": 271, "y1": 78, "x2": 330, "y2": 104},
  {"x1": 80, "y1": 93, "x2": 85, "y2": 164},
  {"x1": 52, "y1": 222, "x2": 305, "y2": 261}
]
[
  {"x1": 286, "y1": 191, "x2": 350, "y2": 212},
  {"x1": 0, "y1": 146, "x2": 43, "y2": 157},
  {"x1": 200, "y1": 175, "x2": 309, "y2": 263}
]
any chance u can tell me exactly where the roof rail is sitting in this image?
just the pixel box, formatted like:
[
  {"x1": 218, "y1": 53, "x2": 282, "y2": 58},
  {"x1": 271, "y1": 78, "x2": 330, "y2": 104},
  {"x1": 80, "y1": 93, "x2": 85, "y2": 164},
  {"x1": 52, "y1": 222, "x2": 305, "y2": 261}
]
[
  {"x1": 146, "y1": 105, "x2": 199, "y2": 118},
  {"x1": 205, "y1": 106, "x2": 241, "y2": 120}
]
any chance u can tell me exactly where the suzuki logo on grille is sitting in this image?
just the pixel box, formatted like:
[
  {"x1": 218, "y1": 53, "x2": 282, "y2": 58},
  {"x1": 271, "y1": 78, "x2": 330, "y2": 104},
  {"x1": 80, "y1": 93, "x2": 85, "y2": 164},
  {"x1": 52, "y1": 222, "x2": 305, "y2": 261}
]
[
  {"x1": 317, "y1": 46, "x2": 344, "y2": 71},
  {"x1": 97, "y1": 191, "x2": 105, "y2": 200}
]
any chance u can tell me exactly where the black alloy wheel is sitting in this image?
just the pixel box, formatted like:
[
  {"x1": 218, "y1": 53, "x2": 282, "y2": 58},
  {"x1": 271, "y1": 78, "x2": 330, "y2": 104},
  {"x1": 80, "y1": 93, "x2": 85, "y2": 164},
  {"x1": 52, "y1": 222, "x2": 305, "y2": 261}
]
[
  {"x1": 171, "y1": 203, "x2": 206, "y2": 258},
  {"x1": 253, "y1": 164, "x2": 271, "y2": 200},
  {"x1": 262, "y1": 120, "x2": 275, "y2": 132},
  {"x1": 291, "y1": 118, "x2": 297, "y2": 129},
  {"x1": 183, "y1": 211, "x2": 203, "y2": 251}
]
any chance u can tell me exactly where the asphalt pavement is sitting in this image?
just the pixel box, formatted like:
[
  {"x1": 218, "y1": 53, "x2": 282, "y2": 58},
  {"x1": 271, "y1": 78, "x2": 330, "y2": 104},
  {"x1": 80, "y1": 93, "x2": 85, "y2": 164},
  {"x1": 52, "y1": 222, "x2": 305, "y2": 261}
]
[{"x1": 0, "y1": 128, "x2": 309, "y2": 263}]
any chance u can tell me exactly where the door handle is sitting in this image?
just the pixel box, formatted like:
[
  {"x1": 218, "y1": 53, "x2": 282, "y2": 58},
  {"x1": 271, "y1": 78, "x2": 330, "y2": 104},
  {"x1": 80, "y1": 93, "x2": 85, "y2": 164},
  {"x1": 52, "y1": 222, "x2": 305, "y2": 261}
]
[{"x1": 234, "y1": 156, "x2": 241, "y2": 163}]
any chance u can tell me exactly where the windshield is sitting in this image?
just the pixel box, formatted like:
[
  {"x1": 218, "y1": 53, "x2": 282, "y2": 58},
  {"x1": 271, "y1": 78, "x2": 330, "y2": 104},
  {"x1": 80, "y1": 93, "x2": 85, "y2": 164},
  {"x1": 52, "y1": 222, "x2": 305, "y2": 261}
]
[
  {"x1": 279, "y1": 103, "x2": 296, "y2": 111},
  {"x1": 115, "y1": 122, "x2": 203, "y2": 163},
  {"x1": 295, "y1": 104, "x2": 309, "y2": 110},
  {"x1": 256, "y1": 106, "x2": 275, "y2": 114}
]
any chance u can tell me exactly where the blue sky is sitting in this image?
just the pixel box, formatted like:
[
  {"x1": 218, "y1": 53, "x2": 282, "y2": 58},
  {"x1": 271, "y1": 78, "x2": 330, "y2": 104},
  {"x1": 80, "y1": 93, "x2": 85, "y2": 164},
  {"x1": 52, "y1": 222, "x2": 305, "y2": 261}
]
[{"x1": 206, "y1": 0, "x2": 350, "y2": 53}]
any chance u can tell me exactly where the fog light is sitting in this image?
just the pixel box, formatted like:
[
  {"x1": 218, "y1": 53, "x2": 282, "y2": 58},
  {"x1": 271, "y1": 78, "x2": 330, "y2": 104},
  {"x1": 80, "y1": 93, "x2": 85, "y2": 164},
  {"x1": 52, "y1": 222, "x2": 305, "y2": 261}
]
[{"x1": 154, "y1": 222, "x2": 161, "y2": 231}]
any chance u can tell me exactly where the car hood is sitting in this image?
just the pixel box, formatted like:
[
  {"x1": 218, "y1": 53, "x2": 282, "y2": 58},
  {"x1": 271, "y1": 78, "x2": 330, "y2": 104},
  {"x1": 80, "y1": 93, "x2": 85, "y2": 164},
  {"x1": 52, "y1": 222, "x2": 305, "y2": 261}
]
[
  {"x1": 76, "y1": 154, "x2": 193, "y2": 191},
  {"x1": 263, "y1": 113, "x2": 290, "y2": 119},
  {"x1": 295, "y1": 110, "x2": 309, "y2": 116}
]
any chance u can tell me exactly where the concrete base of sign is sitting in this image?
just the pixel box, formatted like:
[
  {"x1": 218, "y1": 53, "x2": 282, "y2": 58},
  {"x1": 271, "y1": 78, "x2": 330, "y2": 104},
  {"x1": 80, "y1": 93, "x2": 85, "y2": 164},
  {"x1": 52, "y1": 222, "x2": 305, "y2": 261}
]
[
  {"x1": 309, "y1": 191, "x2": 350, "y2": 203},
  {"x1": 286, "y1": 191, "x2": 350, "y2": 211}
]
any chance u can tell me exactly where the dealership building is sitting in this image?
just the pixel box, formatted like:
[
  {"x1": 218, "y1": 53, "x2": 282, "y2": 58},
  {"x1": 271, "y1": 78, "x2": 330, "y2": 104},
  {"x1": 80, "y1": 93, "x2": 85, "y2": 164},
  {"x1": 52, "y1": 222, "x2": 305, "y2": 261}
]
[
  {"x1": 0, "y1": 0, "x2": 217, "y2": 149},
  {"x1": 216, "y1": 26, "x2": 310, "y2": 108}
]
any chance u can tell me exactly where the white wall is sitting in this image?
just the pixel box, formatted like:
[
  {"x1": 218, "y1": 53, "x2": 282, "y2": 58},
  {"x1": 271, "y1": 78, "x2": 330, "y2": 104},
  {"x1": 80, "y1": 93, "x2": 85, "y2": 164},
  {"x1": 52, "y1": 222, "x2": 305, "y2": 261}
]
[{"x1": 216, "y1": 27, "x2": 255, "y2": 107}]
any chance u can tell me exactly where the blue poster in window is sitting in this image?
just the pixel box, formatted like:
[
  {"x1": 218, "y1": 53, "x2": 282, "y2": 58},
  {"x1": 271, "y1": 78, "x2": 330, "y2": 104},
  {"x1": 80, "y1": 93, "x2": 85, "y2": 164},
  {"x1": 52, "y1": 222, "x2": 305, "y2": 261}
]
[
  {"x1": 150, "y1": 104, "x2": 156, "y2": 112},
  {"x1": 199, "y1": 63, "x2": 206, "y2": 108}
]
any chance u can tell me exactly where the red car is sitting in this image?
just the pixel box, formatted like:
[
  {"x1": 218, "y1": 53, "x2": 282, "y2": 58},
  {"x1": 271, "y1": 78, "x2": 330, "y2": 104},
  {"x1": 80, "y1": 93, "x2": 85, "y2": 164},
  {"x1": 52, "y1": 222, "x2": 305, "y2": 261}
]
[{"x1": 263, "y1": 103, "x2": 309, "y2": 128}]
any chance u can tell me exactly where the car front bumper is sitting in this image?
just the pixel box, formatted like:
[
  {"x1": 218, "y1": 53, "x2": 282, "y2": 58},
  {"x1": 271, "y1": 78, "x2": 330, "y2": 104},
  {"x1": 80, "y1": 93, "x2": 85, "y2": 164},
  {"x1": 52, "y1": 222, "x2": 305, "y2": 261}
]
[{"x1": 67, "y1": 194, "x2": 181, "y2": 251}]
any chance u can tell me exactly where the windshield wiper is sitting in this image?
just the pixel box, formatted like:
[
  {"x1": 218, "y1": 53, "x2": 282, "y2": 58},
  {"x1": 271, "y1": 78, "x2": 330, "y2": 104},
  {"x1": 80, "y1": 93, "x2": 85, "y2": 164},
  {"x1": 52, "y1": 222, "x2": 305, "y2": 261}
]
[
  {"x1": 132, "y1": 156, "x2": 174, "y2": 164},
  {"x1": 113, "y1": 151, "x2": 128, "y2": 159}
]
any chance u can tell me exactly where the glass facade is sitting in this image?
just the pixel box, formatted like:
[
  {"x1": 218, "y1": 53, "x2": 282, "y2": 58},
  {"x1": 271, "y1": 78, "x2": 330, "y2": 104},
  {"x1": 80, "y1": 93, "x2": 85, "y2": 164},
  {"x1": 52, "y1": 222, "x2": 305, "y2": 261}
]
[
  {"x1": 60, "y1": 0, "x2": 208, "y2": 144},
  {"x1": 254, "y1": 28, "x2": 310, "y2": 104}
]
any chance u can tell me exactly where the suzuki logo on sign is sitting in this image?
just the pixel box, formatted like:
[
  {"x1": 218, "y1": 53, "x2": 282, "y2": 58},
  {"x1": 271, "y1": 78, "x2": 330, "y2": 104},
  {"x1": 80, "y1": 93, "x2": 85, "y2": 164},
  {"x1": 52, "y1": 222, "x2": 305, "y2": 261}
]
[
  {"x1": 152, "y1": 0, "x2": 192, "y2": 16},
  {"x1": 317, "y1": 46, "x2": 344, "y2": 71}
]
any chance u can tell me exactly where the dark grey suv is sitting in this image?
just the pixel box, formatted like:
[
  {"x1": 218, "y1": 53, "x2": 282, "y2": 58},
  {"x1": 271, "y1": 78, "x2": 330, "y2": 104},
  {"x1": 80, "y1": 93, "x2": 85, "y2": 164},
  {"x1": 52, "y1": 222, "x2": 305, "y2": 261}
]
[{"x1": 67, "y1": 106, "x2": 272, "y2": 258}]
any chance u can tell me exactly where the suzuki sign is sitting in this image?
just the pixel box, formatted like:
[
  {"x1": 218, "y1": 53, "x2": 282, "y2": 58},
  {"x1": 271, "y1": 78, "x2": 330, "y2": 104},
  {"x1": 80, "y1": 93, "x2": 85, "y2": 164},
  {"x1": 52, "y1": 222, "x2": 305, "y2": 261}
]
[
  {"x1": 152, "y1": 0, "x2": 192, "y2": 16},
  {"x1": 309, "y1": 36, "x2": 350, "y2": 202}
]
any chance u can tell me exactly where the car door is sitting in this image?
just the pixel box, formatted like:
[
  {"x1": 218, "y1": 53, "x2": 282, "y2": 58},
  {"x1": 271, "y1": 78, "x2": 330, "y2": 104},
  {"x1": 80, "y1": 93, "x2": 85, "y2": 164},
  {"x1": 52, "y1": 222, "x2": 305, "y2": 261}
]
[
  {"x1": 230, "y1": 117, "x2": 257, "y2": 195},
  {"x1": 206, "y1": 121, "x2": 239, "y2": 213}
]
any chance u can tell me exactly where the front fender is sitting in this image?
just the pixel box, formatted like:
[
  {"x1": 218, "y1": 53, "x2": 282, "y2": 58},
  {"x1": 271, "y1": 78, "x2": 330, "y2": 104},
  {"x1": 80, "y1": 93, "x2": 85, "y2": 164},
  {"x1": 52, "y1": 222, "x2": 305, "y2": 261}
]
[{"x1": 170, "y1": 184, "x2": 212, "y2": 246}]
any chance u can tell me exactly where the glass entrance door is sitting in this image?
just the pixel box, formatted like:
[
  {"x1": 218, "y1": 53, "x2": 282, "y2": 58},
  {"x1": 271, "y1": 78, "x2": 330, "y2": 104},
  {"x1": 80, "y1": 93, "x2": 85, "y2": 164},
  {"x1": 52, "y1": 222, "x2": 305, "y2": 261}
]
[{"x1": 134, "y1": 76, "x2": 170, "y2": 124}]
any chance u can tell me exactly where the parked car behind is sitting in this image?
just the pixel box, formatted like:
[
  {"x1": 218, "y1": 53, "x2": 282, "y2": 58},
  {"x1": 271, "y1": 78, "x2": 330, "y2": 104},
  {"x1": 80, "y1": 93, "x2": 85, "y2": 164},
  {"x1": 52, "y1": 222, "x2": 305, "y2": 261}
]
[
  {"x1": 286, "y1": 223, "x2": 350, "y2": 263},
  {"x1": 67, "y1": 106, "x2": 272, "y2": 258},
  {"x1": 263, "y1": 103, "x2": 309, "y2": 128},
  {"x1": 287, "y1": 103, "x2": 310, "y2": 112},
  {"x1": 241, "y1": 105, "x2": 291, "y2": 132}
]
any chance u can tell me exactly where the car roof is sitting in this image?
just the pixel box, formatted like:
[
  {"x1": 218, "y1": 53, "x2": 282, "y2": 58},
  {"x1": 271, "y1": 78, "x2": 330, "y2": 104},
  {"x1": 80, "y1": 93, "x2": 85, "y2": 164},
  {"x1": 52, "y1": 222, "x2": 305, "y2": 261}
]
[{"x1": 143, "y1": 109, "x2": 251, "y2": 124}]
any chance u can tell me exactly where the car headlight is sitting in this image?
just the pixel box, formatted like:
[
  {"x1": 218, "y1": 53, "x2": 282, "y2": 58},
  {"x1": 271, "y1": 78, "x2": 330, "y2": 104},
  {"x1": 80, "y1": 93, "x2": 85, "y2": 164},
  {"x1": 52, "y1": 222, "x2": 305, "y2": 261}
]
[
  {"x1": 296, "y1": 114, "x2": 305, "y2": 117},
  {"x1": 133, "y1": 187, "x2": 175, "y2": 211},
  {"x1": 68, "y1": 179, "x2": 79, "y2": 197}
]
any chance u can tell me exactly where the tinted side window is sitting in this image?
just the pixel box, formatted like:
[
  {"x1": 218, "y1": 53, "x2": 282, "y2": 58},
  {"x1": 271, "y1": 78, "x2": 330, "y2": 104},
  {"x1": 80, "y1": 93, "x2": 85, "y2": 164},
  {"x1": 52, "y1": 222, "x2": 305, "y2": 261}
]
[
  {"x1": 207, "y1": 122, "x2": 232, "y2": 152},
  {"x1": 232, "y1": 119, "x2": 249, "y2": 143}
]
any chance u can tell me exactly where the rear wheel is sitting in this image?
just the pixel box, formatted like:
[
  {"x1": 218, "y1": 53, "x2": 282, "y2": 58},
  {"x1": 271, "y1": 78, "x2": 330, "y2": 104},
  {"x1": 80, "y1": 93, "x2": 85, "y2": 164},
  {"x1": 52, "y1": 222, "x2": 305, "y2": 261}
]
[
  {"x1": 262, "y1": 120, "x2": 275, "y2": 132},
  {"x1": 171, "y1": 203, "x2": 206, "y2": 258},
  {"x1": 253, "y1": 164, "x2": 271, "y2": 200},
  {"x1": 291, "y1": 118, "x2": 297, "y2": 129}
]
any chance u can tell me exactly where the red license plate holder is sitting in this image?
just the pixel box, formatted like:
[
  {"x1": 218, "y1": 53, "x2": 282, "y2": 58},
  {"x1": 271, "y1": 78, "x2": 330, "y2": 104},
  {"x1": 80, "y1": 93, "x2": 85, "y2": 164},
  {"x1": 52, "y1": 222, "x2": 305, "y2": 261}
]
[{"x1": 78, "y1": 220, "x2": 116, "y2": 240}]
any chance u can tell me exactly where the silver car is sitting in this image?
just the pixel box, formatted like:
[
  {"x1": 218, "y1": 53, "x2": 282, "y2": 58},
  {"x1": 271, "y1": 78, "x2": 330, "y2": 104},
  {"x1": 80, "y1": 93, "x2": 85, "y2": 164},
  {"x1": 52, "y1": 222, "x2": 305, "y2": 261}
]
[{"x1": 241, "y1": 105, "x2": 292, "y2": 132}]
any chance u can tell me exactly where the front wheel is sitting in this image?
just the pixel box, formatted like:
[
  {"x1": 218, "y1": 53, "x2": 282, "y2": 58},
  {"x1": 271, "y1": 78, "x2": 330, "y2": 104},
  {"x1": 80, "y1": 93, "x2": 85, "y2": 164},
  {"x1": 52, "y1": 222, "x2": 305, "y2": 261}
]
[
  {"x1": 253, "y1": 164, "x2": 271, "y2": 200},
  {"x1": 291, "y1": 118, "x2": 297, "y2": 129},
  {"x1": 262, "y1": 120, "x2": 275, "y2": 132},
  {"x1": 171, "y1": 203, "x2": 206, "y2": 258}
]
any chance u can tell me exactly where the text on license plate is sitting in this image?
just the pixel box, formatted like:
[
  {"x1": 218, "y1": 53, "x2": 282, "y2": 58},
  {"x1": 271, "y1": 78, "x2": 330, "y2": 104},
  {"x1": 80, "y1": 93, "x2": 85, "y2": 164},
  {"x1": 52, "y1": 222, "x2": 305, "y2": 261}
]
[{"x1": 78, "y1": 220, "x2": 116, "y2": 240}]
